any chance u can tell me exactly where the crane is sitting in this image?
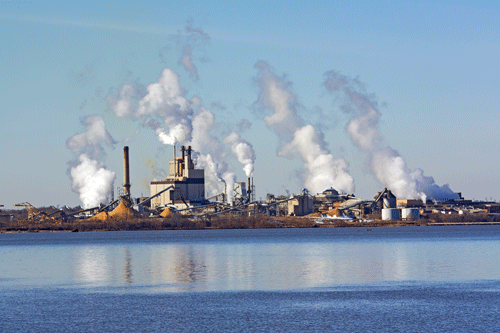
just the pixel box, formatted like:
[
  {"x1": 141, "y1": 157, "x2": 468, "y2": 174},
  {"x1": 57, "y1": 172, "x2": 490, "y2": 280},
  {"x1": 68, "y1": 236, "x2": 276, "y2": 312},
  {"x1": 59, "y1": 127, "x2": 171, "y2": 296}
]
[{"x1": 13, "y1": 202, "x2": 54, "y2": 222}]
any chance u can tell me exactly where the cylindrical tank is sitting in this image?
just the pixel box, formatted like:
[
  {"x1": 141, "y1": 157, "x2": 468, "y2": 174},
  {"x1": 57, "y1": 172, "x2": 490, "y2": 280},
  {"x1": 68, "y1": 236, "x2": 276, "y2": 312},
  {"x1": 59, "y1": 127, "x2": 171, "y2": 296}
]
[
  {"x1": 383, "y1": 197, "x2": 397, "y2": 209},
  {"x1": 382, "y1": 208, "x2": 401, "y2": 220},
  {"x1": 383, "y1": 190, "x2": 397, "y2": 208},
  {"x1": 401, "y1": 208, "x2": 420, "y2": 220}
]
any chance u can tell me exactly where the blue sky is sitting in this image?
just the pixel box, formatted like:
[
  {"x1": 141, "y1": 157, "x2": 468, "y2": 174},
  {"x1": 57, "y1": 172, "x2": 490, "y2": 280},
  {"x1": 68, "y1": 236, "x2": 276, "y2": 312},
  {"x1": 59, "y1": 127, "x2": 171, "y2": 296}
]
[{"x1": 1, "y1": 0, "x2": 499, "y2": 208}]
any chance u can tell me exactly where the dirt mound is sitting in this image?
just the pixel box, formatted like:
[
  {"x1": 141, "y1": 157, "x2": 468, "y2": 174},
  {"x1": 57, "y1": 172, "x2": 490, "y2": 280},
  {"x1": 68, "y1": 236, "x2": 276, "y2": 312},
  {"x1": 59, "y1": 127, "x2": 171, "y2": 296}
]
[
  {"x1": 326, "y1": 208, "x2": 341, "y2": 217},
  {"x1": 108, "y1": 202, "x2": 137, "y2": 219},
  {"x1": 306, "y1": 212, "x2": 321, "y2": 217},
  {"x1": 88, "y1": 211, "x2": 108, "y2": 221},
  {"x1": 88, "y1": 202, "x2": 137, "y2": 221},
  {"x1": 160, "y1": 207, "x2": 172, "y2": 218}
]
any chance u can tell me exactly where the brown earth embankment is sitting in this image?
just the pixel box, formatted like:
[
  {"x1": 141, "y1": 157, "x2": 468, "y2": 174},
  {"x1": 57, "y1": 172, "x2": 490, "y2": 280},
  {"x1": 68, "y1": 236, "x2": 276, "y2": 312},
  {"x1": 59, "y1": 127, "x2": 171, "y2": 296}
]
[{"x1": 1, "y1": 213, "x2": 499, "y2": 233}]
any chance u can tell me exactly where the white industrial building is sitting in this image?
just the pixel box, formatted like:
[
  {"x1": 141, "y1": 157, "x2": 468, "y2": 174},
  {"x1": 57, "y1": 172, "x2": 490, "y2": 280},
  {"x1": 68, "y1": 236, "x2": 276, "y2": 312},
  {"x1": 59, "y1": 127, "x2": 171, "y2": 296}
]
[{"x1": 150, "y1": 146, "x2": 205, "y2": 209}]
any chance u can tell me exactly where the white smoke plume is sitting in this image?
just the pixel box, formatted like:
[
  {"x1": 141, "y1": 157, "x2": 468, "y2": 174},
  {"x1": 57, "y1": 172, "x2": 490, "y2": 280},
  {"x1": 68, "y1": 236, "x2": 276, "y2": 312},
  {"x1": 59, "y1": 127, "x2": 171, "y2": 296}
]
[
  {"x1": 191, "y1": 153, "x2": 223, "y2": 197},
  {"x1": 280, "y1": 125, "x2": 354, "y2": 195},
  {"x1": 190, "y1": 107, "x2": 224, "y2": 156},
  {"x1": 66, "y1": 115, "x2": 117, "y2": 158},
  {"x1": 191, "y1": 151, "x2": 234, "y2": 203},
  {"x1": 107, "y1": 68, "x2": 194, "y2": 145},
  {"x1": 253, "y1": 61, "x2": 302, "y2": 137},
  {"x1": 222, "y1": 171, "x2": 235, "y2": 203},
  {"x1": 174, "y1": 20, "x2": 210, "y2": 81},
  {"x1": 223, "y1": 132, "x2": 256, "y2": 178},
  {"x1": 370, "y1": 146, "x2": 422, "y2": 200},
  {"x1": 106, "y1": 84, "x2": 144, "y2": 118},
  {"x1": 179, "y1": 45, "x2": 198, "y2": 81},
  {"x1": 254, "y1": 61, "x2": 354, "y2": 194},
  {"x1": 324, "y1": 70, "x2": 457, "y2": 201},
  {"x1": 138, "y1": 68, "x2": 193, "y2": 143},
  {"x1": 66, "y1": 115, "x2": 116, "y2": 208},
  {"x1": 189, "y1": 108, "x2": 237, "y2": 202},
  {"x1": 410, "y1": 168, "x2": 460, "y2": 201},
  {"x1": 70, "y1": 154, "x2": 115, "y2": 208},
  {"x1": 144, "y1": 118, "x2": 191, "y2": 146}
]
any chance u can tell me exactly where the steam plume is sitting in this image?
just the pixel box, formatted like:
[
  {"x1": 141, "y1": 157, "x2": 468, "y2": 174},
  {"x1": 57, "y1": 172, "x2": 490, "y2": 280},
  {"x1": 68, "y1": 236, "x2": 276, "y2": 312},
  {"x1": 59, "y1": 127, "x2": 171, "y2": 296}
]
[
  {"x1": 107, "y1": 68, "x2": 194, "y2": 145},
  {"x1": 70, "y1": 154, "x2": 115, "y2": 208},
  {"x1": 324, "y1": 70, "x2": 457, "y2": 201},
  {"x1": 66, "y1": 115, "x2": 116, "y2": 158},
  {"x1": 106, "y1": 84, "x2": 143, "y2": 118},
  {"x1": 66, "y1": 115, "x2": 116, "y2": 208},
  {"x1": 254, "y1": 61, "x2": 354, "y2": 194},
  {"x1": 175, "y1": 20, "x2": 210, "y2": 81},
  {"x1": 411, "y1": 168, "x2": 459, "y2": 201},
  {"x1": 189, "y1": 108, "x2": 236, "y2": 202},
  {"x1": 179, "y1": 45, "x2": 198, "y2": 81},
  {"x1": 224, "y1": 132, "x2": 256, "y2": 177},
  {"x1": 138, "y1": 68, "x2": 193, "y2": 143}
]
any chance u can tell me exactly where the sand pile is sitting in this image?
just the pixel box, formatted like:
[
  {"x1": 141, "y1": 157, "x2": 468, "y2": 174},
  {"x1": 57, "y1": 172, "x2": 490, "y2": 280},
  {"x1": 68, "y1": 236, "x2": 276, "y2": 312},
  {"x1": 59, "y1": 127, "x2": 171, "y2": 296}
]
[
  {"x1": 108, "y1": 202, "x2": 137, "y2": 219},
  {"x1": 88, "y1": 211, "x2": 108, "y2": 221},
  {"x1": 160, "y1": 207, "x2": 172, "y2": 218},
  {"x1": 306, "y1": 212, "x2": 321, "y2": 217},
  {"x1": 326, "y1": 208, "x2": 341, "y2": 217},
  {"x1": 88, "y1": 202, "x2": 137, "y2": 221}
]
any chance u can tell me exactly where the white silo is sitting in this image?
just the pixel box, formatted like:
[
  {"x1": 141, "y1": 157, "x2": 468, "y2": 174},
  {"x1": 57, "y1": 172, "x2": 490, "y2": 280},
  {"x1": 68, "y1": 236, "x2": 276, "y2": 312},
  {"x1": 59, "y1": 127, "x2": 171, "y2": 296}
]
[{"x1": 382, "y1": 208, "x2": 401, "y2": 220}]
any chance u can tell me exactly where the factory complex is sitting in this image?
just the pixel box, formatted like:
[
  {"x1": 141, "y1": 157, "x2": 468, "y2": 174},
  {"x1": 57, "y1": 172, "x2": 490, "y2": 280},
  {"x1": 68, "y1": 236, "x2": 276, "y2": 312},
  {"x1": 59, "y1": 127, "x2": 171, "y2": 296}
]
[{"x1": 2, "y1": 146, "x2": 499, "y2": 226}]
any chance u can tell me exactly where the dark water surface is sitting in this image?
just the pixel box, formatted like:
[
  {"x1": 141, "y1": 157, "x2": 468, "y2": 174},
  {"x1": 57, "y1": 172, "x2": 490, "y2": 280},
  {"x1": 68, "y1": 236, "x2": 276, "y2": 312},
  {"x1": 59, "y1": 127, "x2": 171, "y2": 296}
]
[{"x1": 2, "y1": 226, "x2": 500, "y2": 332}]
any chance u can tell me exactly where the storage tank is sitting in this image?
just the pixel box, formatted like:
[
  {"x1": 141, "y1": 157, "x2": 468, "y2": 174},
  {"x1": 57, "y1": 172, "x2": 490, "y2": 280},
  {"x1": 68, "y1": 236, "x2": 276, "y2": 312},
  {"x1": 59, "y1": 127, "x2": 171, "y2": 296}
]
[
  {"x1": 401, "y1": 208, "x2": 420, "y2": 220},
  {"x1": 382, "y1": 208, "x2": 401, "y2": 220}
]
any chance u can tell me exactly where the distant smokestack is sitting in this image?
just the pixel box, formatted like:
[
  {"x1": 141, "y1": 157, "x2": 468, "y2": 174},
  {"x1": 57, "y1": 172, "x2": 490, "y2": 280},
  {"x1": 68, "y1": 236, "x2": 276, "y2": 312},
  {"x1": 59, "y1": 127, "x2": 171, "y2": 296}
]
[
  {"x1": 173, "y1": 144, "x2": 176, "y2": 177},
  {"x1": 251, "y1": 177, "x2": 254, "y2": 202},
  {"x1": 186, "y1": 146, "x2": 192, "y2": 169},
  {"x1": 123, "y1": 146, "x2": 131, "y2": 197}
]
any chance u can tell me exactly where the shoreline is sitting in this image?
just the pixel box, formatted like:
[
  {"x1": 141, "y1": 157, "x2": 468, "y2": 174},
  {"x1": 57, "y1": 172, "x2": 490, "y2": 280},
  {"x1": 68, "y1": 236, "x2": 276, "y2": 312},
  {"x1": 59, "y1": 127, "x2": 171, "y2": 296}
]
[{"x1": 2, "y1": 215, "x2": 500, "y2": 233}]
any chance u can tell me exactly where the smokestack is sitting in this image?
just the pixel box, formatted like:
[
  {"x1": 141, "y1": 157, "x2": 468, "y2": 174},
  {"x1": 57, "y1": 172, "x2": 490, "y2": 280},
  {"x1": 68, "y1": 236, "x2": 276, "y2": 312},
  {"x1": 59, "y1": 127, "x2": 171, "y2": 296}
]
[
  {"x1": 247, "y1": 177, "x2": 251, "y2": 199},
  {"x1": 123, "y1": 146, "x2": 131, "y2": 197},
  {"x1": 251, "y1": 176, "x2": 254, "y2": 202},
  {"x1": 185, "y1": 146, "x2": 192, "y2": 170},
  {"x1": 173, "y1": 144, "x2": 176, "y2": 177}
]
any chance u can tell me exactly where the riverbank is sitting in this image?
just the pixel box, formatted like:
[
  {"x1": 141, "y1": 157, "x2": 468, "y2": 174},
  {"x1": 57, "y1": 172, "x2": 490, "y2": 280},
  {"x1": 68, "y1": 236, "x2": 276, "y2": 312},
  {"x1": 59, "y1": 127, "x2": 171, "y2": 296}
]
[{"x1": 2, "y1": 213, "x2": 500, "y2": 233}]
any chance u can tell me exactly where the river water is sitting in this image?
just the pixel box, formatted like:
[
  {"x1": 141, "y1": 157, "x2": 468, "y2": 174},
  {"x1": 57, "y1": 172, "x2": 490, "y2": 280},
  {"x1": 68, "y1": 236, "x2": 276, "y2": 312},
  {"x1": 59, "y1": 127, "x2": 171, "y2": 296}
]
[{"x1": 2, "y1": 226, "x2": 500, "y2": 332}]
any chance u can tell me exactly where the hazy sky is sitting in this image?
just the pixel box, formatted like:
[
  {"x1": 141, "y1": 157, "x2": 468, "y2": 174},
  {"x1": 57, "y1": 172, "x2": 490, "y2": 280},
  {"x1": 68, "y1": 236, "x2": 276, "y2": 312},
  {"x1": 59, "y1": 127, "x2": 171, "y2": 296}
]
[{"x1": 1, "y1": 0, "x2": 499, "y2": 208}]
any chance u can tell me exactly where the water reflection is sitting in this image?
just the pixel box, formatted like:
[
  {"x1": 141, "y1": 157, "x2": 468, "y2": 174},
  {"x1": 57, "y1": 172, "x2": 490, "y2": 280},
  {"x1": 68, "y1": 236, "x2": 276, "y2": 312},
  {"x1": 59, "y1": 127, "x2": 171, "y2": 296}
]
[
  {"x1": 392, "y1": 243, "x2": 409, "y2": 280},
  {"x1": 2, "y1": 229, "x2": 500, "y2": 292},
  {"x1": 124, "y1": 248, "x2": 132, "y2": 284},
  {"x1": 76, "y1": 247, "x2": 112, "y2": 284}
]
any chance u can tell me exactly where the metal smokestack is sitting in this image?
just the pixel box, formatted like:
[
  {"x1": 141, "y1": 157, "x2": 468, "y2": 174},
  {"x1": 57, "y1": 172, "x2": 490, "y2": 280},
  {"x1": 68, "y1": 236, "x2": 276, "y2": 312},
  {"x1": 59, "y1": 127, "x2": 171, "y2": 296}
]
[
  {"x1": 187, "y1": 146, "x2": 192, "y2": 169},
  {"x1": 173, "y1": 144, "x2": 176, "y2": 177},
  {"x1": 251, "y1": 176, "x2": 254, "y2": 202},
  {"x1": 248, "y1": 177, "x2": 251, "y2": 195},
  {"x1": 123, "y1": 146, "x2": 131, "y2": 197}
]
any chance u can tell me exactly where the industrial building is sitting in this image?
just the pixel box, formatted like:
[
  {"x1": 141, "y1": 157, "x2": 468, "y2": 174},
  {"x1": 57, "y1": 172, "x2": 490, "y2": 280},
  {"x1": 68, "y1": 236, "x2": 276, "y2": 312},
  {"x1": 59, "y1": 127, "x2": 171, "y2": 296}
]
[
  {"x1": 9, "y1": 144, "x2": 498, "y2": 225},
  {"x1": 150, "y1": 146, "x2": 205, "y2": 209},
  {"x1": 288, "y1": 194, "x2": 314, "y2": 216}
]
